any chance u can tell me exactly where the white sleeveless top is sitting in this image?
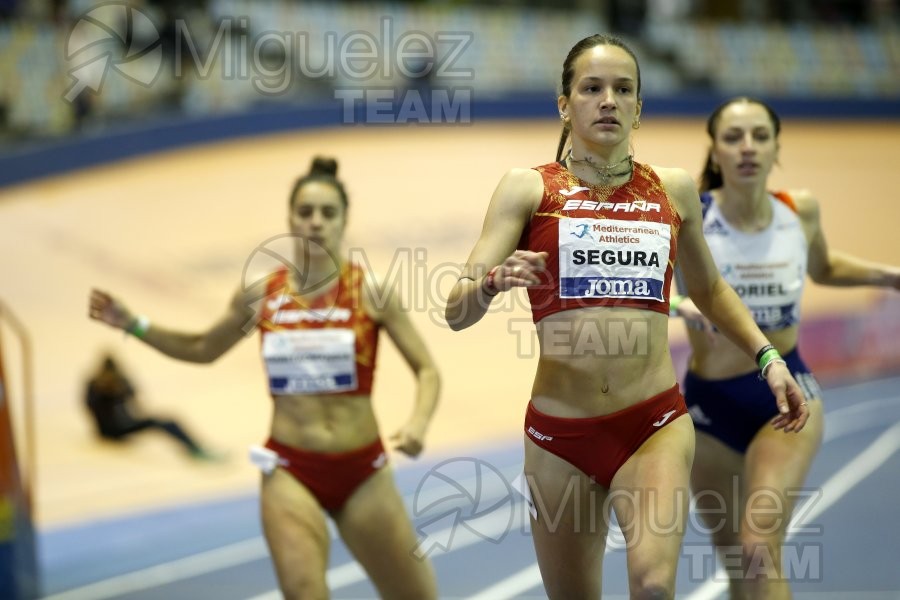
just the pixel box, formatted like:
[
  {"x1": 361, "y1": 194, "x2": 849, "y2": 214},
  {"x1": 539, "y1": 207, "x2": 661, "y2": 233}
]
[{"x1": 700, "y1": 191, "x2": 808, "y2": 331}]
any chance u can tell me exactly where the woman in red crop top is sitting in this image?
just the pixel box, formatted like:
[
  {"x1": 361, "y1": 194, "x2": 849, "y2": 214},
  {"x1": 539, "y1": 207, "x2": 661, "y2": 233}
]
[
  {"x1": 446, "y1": 35, "x2": 808, "y2": 599},
  {"x1": 673, "y1": 97, "x2": 900, "y2": 599},
  {"x1": 89, "y1": 157, "x2": 440, "y2": 600}
]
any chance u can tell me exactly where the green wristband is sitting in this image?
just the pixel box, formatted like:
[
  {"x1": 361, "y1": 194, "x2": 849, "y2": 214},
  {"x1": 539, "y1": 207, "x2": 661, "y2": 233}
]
[
  {"x1": 127, "y1": 315, "x2": 150, "y2": 339},
  {"x1": 757, "y1": 348, "x2": 780, "y2": 370},
  {"x1": 755, "y1": 343, "x2": 776, "y2": 366},
  {"x1": 669, "y1": 294, "x2": 684, "y2": 317}
]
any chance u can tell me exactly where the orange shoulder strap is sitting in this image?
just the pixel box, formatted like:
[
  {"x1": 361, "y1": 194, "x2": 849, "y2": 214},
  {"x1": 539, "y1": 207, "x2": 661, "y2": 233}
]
[{"x1": 771, "y1": 190, "x2": 797, "y2": 213}]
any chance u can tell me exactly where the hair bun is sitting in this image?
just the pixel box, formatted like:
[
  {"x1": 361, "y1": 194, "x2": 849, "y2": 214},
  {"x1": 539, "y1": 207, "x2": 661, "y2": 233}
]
[{"x1": 310, "y1": 156, "x2": 338, "y2": 177}]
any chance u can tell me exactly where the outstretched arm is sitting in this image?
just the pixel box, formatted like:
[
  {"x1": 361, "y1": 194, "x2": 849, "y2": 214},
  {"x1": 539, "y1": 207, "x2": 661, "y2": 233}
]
[
  {"x1": 88, "y1": 286, "x2": 260, "y2": 363},
  {"x1": 669, "y1": 294, "x2": 717, "y2": 343},
  {"x1": 662, "y1": 167, "x2": 809, "y2": 432},
  {"x1": 374, "y1": 278, "x2": 440, "y2": 458},
  {"x1": 797, "y1": 191, "x2": 900, "y2": 289},
  {"x1": 444, "y1": 168, "x2": 546, "y2": 330}
]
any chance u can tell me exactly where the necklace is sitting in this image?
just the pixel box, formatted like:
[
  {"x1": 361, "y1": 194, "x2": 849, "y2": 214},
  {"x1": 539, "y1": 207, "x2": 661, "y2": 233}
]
[{"x1": 566, "y1": 150, "x2": 634, "y2": 184}]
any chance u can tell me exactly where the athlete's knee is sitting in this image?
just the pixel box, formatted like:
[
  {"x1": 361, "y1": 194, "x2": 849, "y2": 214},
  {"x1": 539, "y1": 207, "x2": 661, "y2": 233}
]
[
  {"x1": 391, "y1": 580, "x2": 437, "y2": 600},
  {"x1": 394, "y1": 558, "x2": 437, "y2": 600},
  {"x1": 743, "y1": 490, "x2": 789, "y2": 542},
  {"x1": 744, "y1": 512, "x2": 786, "y2": 541},
  {"x1": 630, "y1": 566, "x2": 675, "y2": 599},
  {"x1": 739, "y1": 537, "x2": 783, "y2": 580},
  {"x1": 741, "y1": 512, "x2": 784, "y2": 549},
  {"x1": 362, "y1": 544, "x2": 436, "y2": 600},
  {"x1": 631, "y1": 583, "x2": 672, "y2": 600},
  {"x1": 280, "y1": 573, "x2": 328, "y2": 600}
]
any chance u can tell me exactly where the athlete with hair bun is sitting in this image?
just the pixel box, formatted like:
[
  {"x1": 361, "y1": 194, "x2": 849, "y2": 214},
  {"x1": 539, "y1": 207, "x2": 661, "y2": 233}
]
[{"x1": 90, "y1": 156, "x2": 440, "y2": 600}]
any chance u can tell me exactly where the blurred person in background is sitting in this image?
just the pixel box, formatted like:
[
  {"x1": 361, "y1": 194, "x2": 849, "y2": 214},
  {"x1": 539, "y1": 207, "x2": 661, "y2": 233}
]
[
  {"x1": 84, "y1": 353, "x2": 222, "y2": 460},
  {"x1": 89, "y1": 156, "x2": 440, "y2": 600},
  {"x1": 672, "y1": 96, "x2": 900, "y2": 599}
]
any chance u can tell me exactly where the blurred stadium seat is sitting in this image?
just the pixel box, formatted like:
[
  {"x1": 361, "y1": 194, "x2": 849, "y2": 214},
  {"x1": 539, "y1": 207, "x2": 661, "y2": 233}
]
[{"x1": 0, "y1": 1, "x2": 897, "y2": 142}]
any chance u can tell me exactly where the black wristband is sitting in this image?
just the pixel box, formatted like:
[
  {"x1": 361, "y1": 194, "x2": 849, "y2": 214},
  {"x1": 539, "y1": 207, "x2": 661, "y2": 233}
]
[{"x1": 755, "y1": 343, "x2": 776, "y2": 366}]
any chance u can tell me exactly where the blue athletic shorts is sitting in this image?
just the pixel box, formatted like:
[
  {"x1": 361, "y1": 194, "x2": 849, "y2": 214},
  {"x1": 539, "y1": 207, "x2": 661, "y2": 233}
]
[{"x1": 684, "y1": 348, "x2": 821, "y2": 453}]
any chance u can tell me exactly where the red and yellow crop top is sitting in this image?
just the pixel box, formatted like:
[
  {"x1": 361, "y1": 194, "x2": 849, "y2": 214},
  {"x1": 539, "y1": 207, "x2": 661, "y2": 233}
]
[
  {"x1": 257, "y1": 263, "x2": 379, "y2": 396},
  {"x1": 523, "y1": 161, "x2": 681, "y2": 323}
]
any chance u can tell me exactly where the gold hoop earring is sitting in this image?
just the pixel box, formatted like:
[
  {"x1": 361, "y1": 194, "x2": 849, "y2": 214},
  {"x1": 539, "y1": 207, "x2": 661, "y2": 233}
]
[{"x1": 632, "y1": 119, "x2": 640, "y2": 130}]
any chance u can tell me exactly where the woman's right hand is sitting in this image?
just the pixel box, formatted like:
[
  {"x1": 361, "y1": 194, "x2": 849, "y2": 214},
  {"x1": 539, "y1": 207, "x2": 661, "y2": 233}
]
[
  {"x1": 487, "y1": 250, "x2": 548, "y2": 293},
  {"x1": 89, "y1": 289, "x2": 134, "y2": 331}
]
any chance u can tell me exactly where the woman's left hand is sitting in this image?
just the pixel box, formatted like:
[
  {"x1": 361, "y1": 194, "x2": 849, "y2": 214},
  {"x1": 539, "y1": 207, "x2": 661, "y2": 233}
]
[
  {"x1": 390, "y1": 423, "x2": 426, "y2": 458},
  {"x1": 766, "y1": 361, "x2": 810, "y2": 433}
]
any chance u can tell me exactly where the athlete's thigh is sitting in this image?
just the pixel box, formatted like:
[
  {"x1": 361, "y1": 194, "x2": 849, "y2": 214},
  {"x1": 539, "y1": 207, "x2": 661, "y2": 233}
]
[
  {"x1": 334, "y1": 467, "x2": 436, "y2": 600},
  {"x1": 524, "y1": 437, "x2": 609, "y2": 599},
  {"x1": 743, "y1": 398, "x2": 824, "y2": 537},
  {"x1": 691, "y1": 430, "x2": 746, "y2": 548},
  {"x1": 610, "y1": 415, "x2": 694, "y2": 587},
  {"x1": 259, "y1": 469, "x2": 331, "y2": 599}
]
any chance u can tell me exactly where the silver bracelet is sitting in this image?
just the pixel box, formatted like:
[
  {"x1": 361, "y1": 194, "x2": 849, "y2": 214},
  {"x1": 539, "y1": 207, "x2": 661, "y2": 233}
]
[{"x1": 759, "y1": 358, "x2": 787, "y2": 380}]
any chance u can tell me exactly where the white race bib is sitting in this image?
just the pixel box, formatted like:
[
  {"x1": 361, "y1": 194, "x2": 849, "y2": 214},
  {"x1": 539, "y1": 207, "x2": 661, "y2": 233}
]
[
  {"x1": 262, "y1": 329, "x2": 358, "y2": 395},
  {"x1": 723, "y1": 270, "x2": 803, "y2": 330},
  {"x1": 559, "y1": 218, "x2": 670, "y2": 301}
]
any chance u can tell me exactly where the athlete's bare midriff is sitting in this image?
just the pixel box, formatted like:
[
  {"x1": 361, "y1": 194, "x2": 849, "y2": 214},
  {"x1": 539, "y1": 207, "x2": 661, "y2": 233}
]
[
  {"x1": 687, "y1": 324, "x2": 799, "y2": 380},
  {"x1": 269, "y1": 394, "x2": 380, "y2": 453},
  {"x1": 531, "y1": 306, "x2": 675, "y2": 418}
]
